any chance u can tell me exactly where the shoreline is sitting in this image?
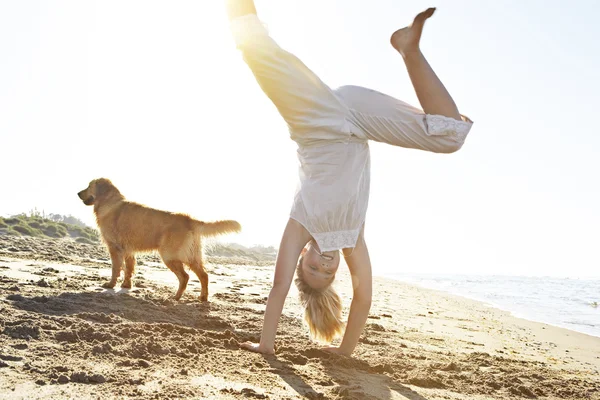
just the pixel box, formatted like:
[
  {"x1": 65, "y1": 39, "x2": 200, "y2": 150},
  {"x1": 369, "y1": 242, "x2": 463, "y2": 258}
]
[
  {"x1": 382, "y1": 272, "x2": 600, "y2": 339},
  {"x1": 369, "y1": 272, "x2": 600, "y2": 366}
]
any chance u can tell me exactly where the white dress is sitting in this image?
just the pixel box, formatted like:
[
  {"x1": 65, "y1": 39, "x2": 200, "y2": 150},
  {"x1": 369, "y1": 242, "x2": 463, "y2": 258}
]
[{"x1": 231, "y1": 14, "x2": 473, "y2": 252}]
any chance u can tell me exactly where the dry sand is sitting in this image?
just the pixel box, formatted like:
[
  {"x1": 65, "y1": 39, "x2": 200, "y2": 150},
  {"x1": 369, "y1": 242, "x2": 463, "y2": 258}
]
[{"x1": 0, "y1": 234, "x2": 599, "y2": 400}]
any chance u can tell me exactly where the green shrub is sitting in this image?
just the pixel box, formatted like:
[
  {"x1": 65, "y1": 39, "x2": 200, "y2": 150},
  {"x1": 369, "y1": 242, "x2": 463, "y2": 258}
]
[
  {"x1": 12, "y1": 224, "x2": 39, "y2": 236},
  {"x1": 44, "y1": 224, "x2": 68, "y2": 238},
  {"x1": 28, "y1": 221, "x2": 43, "y2": 229},
  {"x1": 0, "y1": 219, "x2": 7, "y2": 229},
  {"x1": 6, "y1": 227, "x2": 21, "y2": 236},
  {"x1": 67, "y1": 225, "x2": 86, "y2": 238},
  {"x1": 3, "y1": 217, "x2": 20, "y2": 225},
  {"x1": 75, "y1": 228, "x2": 98, "y2": 242},
  {"x1": 83, "y1": 227, "x2": 100, "y2": 241}
]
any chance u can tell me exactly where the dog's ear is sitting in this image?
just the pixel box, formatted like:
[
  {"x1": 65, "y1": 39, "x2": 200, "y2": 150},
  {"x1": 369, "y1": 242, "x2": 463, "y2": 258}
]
[{"x1": 95, "y1": 179, "x2": 113, "y2": 198}]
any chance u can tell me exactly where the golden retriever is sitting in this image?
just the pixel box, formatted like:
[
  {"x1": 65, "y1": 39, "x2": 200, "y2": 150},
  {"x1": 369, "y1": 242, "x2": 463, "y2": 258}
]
[{"x1": 77, "y1": 178, "x2": 241, "y2": 301}]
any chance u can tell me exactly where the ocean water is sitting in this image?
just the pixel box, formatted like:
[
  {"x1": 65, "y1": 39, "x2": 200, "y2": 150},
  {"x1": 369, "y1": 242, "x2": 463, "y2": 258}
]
[{"x1": 385, "y1": 273, "x2": 600, "y2": 338}]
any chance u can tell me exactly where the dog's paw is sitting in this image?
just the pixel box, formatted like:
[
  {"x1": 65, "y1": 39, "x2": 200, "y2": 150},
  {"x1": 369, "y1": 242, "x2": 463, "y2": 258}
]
[{"x1": 102, "y1": 281, "x2": 116, "y2": 289}]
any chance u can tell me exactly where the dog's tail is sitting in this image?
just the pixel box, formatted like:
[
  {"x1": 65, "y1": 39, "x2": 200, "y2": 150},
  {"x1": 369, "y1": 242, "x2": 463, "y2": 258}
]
[{"x1": 196, "y1": 220, "x2": 241, "y2": 237}]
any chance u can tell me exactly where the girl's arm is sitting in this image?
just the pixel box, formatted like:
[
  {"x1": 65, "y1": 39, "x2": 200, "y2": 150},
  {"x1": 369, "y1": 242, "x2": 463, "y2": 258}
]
[
  {"x1": 329, "y1": 234, "x2": 373, "y2": 356},
  {"x1": 225, "y1": 0, "x2": 257, "y2": 20},
  {"x1": 241, "y1": 219, "x2": 311, "y2": 354}
]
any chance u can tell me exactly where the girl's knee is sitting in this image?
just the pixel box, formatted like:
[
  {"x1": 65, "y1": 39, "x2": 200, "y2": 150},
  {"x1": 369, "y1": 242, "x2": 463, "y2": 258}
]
[{"x1": 435, "y1": 138, "x2": 465, "y2": 153}]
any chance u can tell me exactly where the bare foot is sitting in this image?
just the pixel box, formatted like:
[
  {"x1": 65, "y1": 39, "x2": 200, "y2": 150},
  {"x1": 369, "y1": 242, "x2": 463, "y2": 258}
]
[
  {"x1": 240, "y1": 342, "x2": 275, "y2": 355},
  {"x1": 390, "y1": 7, "x2": 435, "y2": 57},
  {"x1": 322, "y1": 346, "x2": 352, "y2": 357}
]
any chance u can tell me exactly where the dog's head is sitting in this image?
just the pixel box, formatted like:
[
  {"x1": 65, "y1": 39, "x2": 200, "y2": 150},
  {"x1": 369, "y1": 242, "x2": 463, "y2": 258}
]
[{"x1": 77, "y1": 178, "x2": 119, "y2": 206}]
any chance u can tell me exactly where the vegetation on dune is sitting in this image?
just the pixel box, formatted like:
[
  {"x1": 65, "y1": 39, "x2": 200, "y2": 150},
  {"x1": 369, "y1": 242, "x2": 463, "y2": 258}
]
[
  {"x1": 0, "y1": 210, "x2": 100, "y2": 243},
  {"x1": 0, "y1": 209, "x2": 277, "y2": 261}
]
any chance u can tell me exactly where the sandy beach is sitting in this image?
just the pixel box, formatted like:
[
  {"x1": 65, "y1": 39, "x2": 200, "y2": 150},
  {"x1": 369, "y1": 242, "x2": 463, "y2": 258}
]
[{"x1": 0, "y1": 234, "x2": 599, "y2": 400}]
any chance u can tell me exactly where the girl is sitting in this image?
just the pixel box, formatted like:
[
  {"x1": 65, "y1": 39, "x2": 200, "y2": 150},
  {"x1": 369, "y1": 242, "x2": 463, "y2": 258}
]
[{"x1": 226, "y1": 0, "x2": 473, "y2": 356}]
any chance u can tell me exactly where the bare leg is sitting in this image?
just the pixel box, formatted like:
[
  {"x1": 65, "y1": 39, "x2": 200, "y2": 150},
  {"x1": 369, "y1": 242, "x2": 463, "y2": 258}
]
[
  {"x1": 164, "y1": 260, "x2": 189, "y2": 301},
  {"x1": 122, "y1": 255, "x2": 136, "y2": 289},
  {"x1": 103, "y1": 246, "x2": 123, "y2": 289},
  {"x1": 391, "y1": 8, "x2": 461, "y2": 120},
  {"x1": 189, "y1": 260, "x2": 209, "y2": 302}
]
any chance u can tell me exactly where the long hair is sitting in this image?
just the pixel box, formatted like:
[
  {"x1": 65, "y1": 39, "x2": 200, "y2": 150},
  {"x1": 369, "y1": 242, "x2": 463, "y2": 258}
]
[{"x1": 294, "y1": 256, "x2": 344, "y2": 343}]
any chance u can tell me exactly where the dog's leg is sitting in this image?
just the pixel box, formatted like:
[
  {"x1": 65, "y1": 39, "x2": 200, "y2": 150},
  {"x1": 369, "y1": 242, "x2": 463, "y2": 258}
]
[
  {"x1": 122, "y1": 255, "x2": 136, "y2": 289},
  {"x1": 164, "y1": 260, "x2": 189, "y2": 301},
  {"x1": 190, "y1": 261, "x2": 209, "y2": 302},
  {"x1": 104, "y1": 247, "x2": 124, "y2": 289}
]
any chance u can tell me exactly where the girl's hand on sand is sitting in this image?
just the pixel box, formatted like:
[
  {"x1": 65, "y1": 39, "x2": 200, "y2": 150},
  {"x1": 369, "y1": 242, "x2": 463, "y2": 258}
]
[
  {"x1": 322, "y1": 346, "x2": 351, "y2": 356},
  {"x1": 240, "y1": 341, "x2": 275, "y2": 355}
]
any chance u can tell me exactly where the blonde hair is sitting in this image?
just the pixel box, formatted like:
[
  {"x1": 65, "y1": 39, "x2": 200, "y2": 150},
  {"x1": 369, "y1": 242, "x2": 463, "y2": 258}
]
[{"x1": 295, "y1": 256, "x2": 344, "y2": 343}]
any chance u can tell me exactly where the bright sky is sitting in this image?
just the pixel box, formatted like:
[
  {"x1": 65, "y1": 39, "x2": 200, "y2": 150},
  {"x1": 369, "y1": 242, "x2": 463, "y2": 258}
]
[{"x1": 1, "y1": 1, "x2": 599, "y2": 278}]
